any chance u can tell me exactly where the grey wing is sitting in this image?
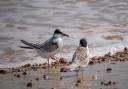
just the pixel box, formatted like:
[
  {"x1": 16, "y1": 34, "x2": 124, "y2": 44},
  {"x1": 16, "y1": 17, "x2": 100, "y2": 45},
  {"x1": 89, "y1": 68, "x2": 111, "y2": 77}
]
[
  {"x1": 69, "y1": 50, "x2": 77, "y2": 64},
  {"x1": 39, "y1": 39, "x2": 58, "y2": 52},
  {"x1": 20, "y1": 40, "x2": 41, "y2": 49}
]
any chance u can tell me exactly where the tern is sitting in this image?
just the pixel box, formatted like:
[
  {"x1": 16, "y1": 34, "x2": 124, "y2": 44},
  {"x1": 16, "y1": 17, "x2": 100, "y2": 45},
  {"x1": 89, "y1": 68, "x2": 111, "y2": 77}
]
[{"x1": 20, "y1": 29, "x2": 69, "y2": 77}]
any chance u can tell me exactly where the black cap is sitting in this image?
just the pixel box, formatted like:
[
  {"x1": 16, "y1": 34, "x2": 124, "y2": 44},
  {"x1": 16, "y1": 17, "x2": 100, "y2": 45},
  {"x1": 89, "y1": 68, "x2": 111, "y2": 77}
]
[{"x1": 80, "y1": 38, "x2": 87, "y2": 47}]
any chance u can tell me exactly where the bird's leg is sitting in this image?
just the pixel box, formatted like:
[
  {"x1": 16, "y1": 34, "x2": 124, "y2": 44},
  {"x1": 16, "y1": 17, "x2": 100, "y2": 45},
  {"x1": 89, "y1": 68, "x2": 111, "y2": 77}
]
[
  {"x1": 51, "y1": 56, "x2": 58, "y2": 63},
  {"x1": 76, "y1": 69, "x2": 79, "y2": 80},
  {"x1": 48, "y1": 58, "x2": 50, "y2": 74},
  {"x1": 81, "y1": 67, "x2": 84, "y2": 84},
  {"x1": 51, "y1": 56, "x2": 60, "y2": 69}
]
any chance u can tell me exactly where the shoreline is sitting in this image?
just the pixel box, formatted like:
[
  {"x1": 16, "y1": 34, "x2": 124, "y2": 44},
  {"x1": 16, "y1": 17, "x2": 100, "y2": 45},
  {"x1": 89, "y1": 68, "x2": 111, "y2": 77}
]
[
  {"x1": 0, "y1": 47, "x2": 128, "y2": 89},
  {"x1": 0, "y1": 47, "x2": 128, "y2": 72}
]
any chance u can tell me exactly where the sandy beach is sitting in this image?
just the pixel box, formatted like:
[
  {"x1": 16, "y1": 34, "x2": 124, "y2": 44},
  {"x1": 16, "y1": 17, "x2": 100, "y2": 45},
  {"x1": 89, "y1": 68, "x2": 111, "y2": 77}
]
[
  {"x1": 0, "y1": 0, "x2": 128, "y2": 89},
  {"x1": 0, "y1": 47, "x2": 128, "y2": 89}
]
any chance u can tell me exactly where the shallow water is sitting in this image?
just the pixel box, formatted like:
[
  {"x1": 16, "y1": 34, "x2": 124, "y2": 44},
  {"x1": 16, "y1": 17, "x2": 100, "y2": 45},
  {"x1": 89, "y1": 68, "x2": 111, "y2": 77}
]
[{"x1": 0, "y1": 0, "x2": 128, "y2": 67}]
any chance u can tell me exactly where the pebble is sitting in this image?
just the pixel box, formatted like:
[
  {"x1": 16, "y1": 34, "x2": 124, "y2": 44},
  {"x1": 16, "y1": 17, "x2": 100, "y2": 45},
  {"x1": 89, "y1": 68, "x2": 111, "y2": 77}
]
[
  {"x1": 16, "y1": 74, "x2": 21, "y2": 78},
  {"x1": 0, "y1": 70, "x2": 7, "y2": 74},
  {"x1": 22, "y1": 71, "x2": 27, "y2": 75},
  {"x1": 100, "y1": 80, "x2": 116, "y2": 86},
  {"x1": 22, "y1": 64, "x2": 32, "y2": 68},
  {"x1": 26, "y1": 82, "x2": 32, "y2": 87},
  {"x1": 60, "y1": 76, "x2": 64, "y2": 80},
  {"x1": 76, "y1": 79, "x2": 82, "y2": 84},
  {"x1": 92, "y1": 75, "x2": 98, "y2": 80},
  {"x1": 60, "y1": 68, "x2": 67, "y2": 72},
  {"x1": 59, "y1": 58, "x2": 68, "y2": 65},
  {"x1": 75, "y1": 83, "x2": 79, "y2": 87},
  {"x1": 51, "y1": 88, "x2": 56, "y2": 89},
  {"x1": 89, "y1": 61, "x2": 94, "y2": 65},
  {"x1": 43, "y1": 74, "x2": 49, "y2": 79},
  {"x1": 106, "y1": 68, "x2": 112, "y2": 73},
  {"x1": 35, "y1": 78, "x2": 39, "y2": 81}
]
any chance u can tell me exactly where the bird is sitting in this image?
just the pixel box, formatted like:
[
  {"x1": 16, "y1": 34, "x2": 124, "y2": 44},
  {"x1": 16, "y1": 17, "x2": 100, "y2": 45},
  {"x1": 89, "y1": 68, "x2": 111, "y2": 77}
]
[
  {"x1": 20, "y1": 29, "x2": 70, "y2": 76},
  {"x1": 63, "y1": 38, "x2": 90, "y2": 81}
]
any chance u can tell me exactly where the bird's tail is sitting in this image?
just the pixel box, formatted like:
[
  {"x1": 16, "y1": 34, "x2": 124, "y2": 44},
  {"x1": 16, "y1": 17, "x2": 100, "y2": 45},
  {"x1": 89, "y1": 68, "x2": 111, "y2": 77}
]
[
  {"x1": 19, "y1": 46, "x2": 33, "y2": 49},
  {"x1": 20, "y1": 40, "x2": 40, "y2": 49}
]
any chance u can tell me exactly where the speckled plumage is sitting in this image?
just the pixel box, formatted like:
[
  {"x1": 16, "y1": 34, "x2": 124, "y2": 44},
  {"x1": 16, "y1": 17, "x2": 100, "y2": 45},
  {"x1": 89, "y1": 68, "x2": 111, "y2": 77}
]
[{"x1": 66, "y1": 38, "x2": 90, "y2": 71}]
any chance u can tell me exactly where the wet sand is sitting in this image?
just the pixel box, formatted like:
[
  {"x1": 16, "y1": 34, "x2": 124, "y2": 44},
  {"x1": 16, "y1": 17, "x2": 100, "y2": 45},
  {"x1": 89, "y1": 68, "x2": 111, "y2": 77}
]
[{"x1": 0, "y1": 47, "x2": 128, "y2": 89}]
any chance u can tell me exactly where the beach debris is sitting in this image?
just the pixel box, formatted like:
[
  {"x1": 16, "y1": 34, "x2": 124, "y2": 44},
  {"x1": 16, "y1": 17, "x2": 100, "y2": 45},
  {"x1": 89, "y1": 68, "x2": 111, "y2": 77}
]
[
  {"x1": 75, "y1": 83, "x2": 79, "y2": 87},
  {"x1": 124, "y1": 47, "x2": 128, "y2": 53},
  {"x1": 89, "y1": 47, "x2": 128, "y2": 65},
  {"x1": 32, "y1": 65, "x2": 38, "y2": 71},
  {"x1": 26, "y1": 82, "x2": 32, "y2": 87},
  {"x1": 22, "y1": 63, "x2": 32, "y2": 68},
  {"x1": 11, "y1": 68, "x2": 21, "y2": 72},
  {"x1": 43, "y1": 74, "x2": 49, "y2": 79},
  {"x1": 0, "y1": 70, "x2": 7, "y2": 74},
  {"x1": 16, "y1": 74, "x2": 21, "y2": 78},
  {"x1": 104, "y1": 52, "x2": 111, "y2": 57},
  {"x1": 89, "y1": 60, "x2": 94, "y2": 65},
  {"x1": 100, "y1": 80, "x2": 116, "y2": 86},
  {"x1": 22, "y1": 71, "x2": 27, "y2": 75},
  {"x1": 59, "y1": 58, "x2": 68, "y2": 65},
  {"x1": 60, "y1": 68, "x2": 67, "y2": 72},
  {"x1": 35, "y1": 77, "x2": 39, "y2": 81},
  {"x1": 106, "y1": 68, "x2": 112, "y2": 73},
  {"x1": 76, "y1": 79, "x2": 82, "y2": 84},
  {"x1": 92, "y1": 75, "x2": 98, "y2": 80},
  {"x1": 60, "y1": 76, "x2": 64, "y2": 80},
  {"x1": 75, "y1": 79, "x2": 83, "y2": 87}
]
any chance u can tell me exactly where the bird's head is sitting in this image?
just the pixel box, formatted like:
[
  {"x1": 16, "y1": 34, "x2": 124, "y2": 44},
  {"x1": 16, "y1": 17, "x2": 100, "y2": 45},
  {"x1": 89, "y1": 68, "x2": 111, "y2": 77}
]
[
  {"x1": 53, "y1": 29, "x2": 69, "y2": 38},
  {"x1": 79, "y1": 38, "x2": 87, "y2": 47}
]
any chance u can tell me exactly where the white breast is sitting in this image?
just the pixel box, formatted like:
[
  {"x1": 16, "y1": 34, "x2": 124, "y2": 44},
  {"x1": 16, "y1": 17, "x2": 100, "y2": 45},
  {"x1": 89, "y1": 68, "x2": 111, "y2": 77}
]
[{"x1": 54, "y1": 37, "x2": 63, "y2": 51}]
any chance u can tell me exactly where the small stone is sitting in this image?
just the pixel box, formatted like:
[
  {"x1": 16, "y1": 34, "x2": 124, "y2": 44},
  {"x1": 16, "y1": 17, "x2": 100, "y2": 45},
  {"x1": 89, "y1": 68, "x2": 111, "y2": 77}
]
[
  {"x1": 104, "y1": 52, "x2": 111, "y2": 57},
  {"x1": 51, "y1": 87, "x2": 56, "y2": 89},
  {"x1": 89, "y1": 61, "x2": 94, "y2": 65},
  {"x1": 22, "y1": 71, "x2": 27, "y2": 75},
  {"x1": 108, "y1": 81, "x2": 112, "y2": 85},
  {"x1": 106, "y1": 68, "x2": 112, "y2": 73},
  {"x1": 92, "y1": 75, "x2": 98, "y2": 80},
  {"x1": 60, "y1": 68, "x2": 67, "y2": 72},
  {"x1": 39, "y1": 64, "x2": 42, "y2": 66},
  {"x1": 113, "y1": 81, "x2": 116, "y2": 85},
  {"x1": 59, "y1": 58, "x2": 68, "y2": 65},
  {"x1": 124, "y1": 47, "x2": 128, "y2": 53},
  {"x1": 22, "y1": 64, "x2": 32, "y2": 68},
  {"x1": 76, "y1": 79, "x2": 82, "y2": 84},
  {"x1": 26, "y1": 82, "x2": 32, "y2": 87},
  {"x1": 75, "y1": 83, "x2": 79, "y2": 87},
  {"x1": 100, "y1": 81, "x2": 104, "y2": 85},
  {"x1": 16, "y1": 74, "x2": 21, "y2": 78},
  {"x1": 0, "y1": 70, "x2": 7, "y2": 74},
  {"x1": 43, "y1": 74, "x2": 48, "y2": 79},
  {"x1": 35, "y1": 78, "x2": 39, "y2": 81},
  {"x1": 60, "y1": 76, "x2": 64, "y2": 80}
]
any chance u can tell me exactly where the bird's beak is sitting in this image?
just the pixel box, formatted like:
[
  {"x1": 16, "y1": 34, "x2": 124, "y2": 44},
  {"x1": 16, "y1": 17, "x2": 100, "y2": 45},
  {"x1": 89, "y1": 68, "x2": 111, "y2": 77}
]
[
  {"x1": 62, "y1": 33, "x2": 75, "y2": 39},
  {"x1": 62, "y1": 33, "x2": 70, "y2": 37}
]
